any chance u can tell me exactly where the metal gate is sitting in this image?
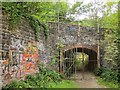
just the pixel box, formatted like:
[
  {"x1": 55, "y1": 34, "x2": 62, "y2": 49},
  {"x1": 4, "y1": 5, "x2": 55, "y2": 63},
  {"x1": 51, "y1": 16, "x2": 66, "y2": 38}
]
[
  {"x1": 61, "y1": 48, "x2": 83, "y2": 79},
  {"x1": 60, "y1": 47, "x2": 98, "y2": 79}
]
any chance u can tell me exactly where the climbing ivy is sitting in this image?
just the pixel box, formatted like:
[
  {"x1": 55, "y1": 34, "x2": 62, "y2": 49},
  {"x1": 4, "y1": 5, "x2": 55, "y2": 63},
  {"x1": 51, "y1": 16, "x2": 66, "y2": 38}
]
[
  {"x1": 1, "y1": 2, "x2": 71, "y2": 39},
  {"x1": 2, "y1": 2, "x2": 48, "y2": 39},
  {"x1": 26, "y1": 16, "x2": 48, "y2": 40},
  {"x1": 2, "y1": 2, "x2": 23, "y2": 30}
]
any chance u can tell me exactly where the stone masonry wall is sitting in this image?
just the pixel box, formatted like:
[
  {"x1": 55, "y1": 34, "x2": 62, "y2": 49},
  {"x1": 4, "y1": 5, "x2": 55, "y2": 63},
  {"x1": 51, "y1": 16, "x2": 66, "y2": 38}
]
[
  {"x1": 0, "y1": 13, "x2": 102, "y2": 88},
  {"x1": 0, "y1": 13, "x2": 50, "y2": 87},
  {"x1": 47, "y1": 22, "x2": 99, "y2": 51}
]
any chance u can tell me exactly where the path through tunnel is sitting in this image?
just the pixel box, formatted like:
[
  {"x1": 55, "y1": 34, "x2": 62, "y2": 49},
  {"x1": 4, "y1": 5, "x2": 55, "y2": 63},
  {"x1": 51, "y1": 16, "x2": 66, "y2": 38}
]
[{"x1": 61, "y1": 47, "x2": 98, "y2": 78}]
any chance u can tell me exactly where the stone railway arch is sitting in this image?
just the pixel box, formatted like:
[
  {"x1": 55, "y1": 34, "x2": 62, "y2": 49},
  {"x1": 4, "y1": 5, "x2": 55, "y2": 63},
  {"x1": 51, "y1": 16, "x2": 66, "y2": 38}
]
[
  {"x1": 0, "y1": 14, "x2": 105, "y2": 85},
  {"x1": 47, "y1": 22, "x2": 101, "y2": 75},
  {"x1": 59, "y1": 44, "x2": 98, "y2": 75}
]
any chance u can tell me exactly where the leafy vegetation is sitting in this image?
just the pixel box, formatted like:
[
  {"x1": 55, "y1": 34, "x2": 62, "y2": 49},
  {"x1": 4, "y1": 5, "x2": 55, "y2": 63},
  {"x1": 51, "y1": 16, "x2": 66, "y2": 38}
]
[
  {"x1": 2, "y1": 63, "x2": 62, "y2": 89},
  {"x1": 2, "y1": 2, "x2": 48, "y2": 39},
  {"x1": 2, "y1": 2, "x2": 69, "y2": 39},
  {"x1": 2, "y1": 62, "x2": 79, "y2": 89},
  {"x1": 48, "y1": 80, "x2": 79, "y2": 88},
  {"x1": 72, "y1": 1, "x2": 119, "y2": 86},
  {"x1": 75, "y1": 53, "x2": 88, "y2": 70},
  {"x1": 94, "y1": 67, "x2": 119, "y2": 89},
  {"x1": 94, "y1": 68, "x2": 118, "y2": 83},
  {"x1": 1, "y1": 1, "x2": 120, "y2": 88},
  {"x1": 97, "y1": 77, "x2": 118, "y2": 88}
]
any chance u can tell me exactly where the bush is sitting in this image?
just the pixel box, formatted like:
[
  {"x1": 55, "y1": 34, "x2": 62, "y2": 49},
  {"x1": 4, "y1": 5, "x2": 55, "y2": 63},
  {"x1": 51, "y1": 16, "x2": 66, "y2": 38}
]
[
  {"x1": 2, "y1": 63, "x2": 62, "y2": 89},
  {"x1": 2, "y1": 80, "x2": 31, "y2": 89},
  {"x1": 94, "y1": 67, "x2": 105, "y2": 76},
  {"x1": 94, "y1": 67, "x2": 118, "y2": 84},
  {"x1": 100, "y1": 69, "x2": 118, "y2": 83},
  {"x1": 94, "y1": 68, "x2": 118, "y2": 83}
]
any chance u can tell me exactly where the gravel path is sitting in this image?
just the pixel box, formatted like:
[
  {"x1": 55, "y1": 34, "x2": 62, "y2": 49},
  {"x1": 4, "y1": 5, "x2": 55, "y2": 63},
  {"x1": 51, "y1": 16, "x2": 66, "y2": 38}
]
[{"x1": 73, "y1": 71, "x2": 107, "y2": 88}]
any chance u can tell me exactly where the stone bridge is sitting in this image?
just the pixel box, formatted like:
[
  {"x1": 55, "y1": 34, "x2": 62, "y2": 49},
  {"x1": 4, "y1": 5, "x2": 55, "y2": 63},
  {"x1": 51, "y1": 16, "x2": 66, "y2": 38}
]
[
  {"x1": 47, "y1": 22, "x2": 101, "y2": 74},
  {"x1": 0, "y1": 13, "x2": 104, "y2": 87},
  {"x1": 48, "y1": 22, "x2": 99, "y2": 45}
]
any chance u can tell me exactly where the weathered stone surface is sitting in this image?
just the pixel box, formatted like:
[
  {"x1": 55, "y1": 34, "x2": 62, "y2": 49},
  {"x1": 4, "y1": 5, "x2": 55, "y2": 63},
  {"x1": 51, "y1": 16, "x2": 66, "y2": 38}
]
[
  {"x1": 0, "y1": 64, "x2": 2, "y2": 76},
  {"x1": 0, "y1": 13, "x2": 103, "y2": 88},
  {"x1": 0, "y1": 82, "x2": 3, "y2": 90},
  {"x1": 0, "y1": 13, "x2": 49, "y2": 87},
  {"x1": 48, "y1": 22, "x2": 98, "y2": 49}
]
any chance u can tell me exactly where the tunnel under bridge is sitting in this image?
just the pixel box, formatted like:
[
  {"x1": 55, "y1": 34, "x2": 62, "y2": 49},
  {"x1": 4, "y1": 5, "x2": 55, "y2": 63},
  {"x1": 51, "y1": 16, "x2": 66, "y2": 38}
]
[{"x1": 59, "y1": 44, "x2": 98, "y2": 78}]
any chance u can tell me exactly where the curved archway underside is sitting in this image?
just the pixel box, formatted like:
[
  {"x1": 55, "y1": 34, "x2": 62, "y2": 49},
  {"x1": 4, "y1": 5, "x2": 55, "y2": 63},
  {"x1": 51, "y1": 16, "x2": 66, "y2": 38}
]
[{"x1": 61, "y1": 45, "x2": 98, "y2": 76}]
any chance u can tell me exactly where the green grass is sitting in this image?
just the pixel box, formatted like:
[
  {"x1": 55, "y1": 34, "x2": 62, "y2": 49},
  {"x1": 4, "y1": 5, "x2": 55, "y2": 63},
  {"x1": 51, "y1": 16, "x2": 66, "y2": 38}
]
[
  {"x1": 96, "y1": 77, "x2": 119, "y2": 89},
  {"x1": 48, "y1": 80, "x2": 80, "y2": 88}
]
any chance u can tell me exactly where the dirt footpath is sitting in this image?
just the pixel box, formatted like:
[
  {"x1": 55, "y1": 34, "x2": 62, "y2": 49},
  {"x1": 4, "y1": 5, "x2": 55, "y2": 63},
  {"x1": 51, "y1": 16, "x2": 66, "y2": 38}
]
[{"x1": 74, "y1": 72, "x2": 107, "y2": 88}]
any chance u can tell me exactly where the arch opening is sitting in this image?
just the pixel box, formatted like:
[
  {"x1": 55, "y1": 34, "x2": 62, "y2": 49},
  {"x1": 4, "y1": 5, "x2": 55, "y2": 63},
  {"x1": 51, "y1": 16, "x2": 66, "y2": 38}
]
[{"x1": 62, "y1": 47, "x2": 98, "y2": 78}]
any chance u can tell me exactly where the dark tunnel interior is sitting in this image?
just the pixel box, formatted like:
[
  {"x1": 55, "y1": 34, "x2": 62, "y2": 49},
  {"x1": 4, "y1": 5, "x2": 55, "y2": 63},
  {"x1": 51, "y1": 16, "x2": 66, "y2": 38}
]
[{"x1": 62, "y1": 47, "x2": 98, "y2": 77}]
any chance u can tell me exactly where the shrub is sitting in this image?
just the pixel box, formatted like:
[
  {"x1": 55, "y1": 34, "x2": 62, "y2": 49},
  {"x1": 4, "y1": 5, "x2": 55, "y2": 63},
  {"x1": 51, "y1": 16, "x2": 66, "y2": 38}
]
[
  {"x1": 94, "y1": 67, "x2": 118, "y2": 84},
  {"x1": 100, "y1": 69, "x2": 118, "y2": 83},
  {"x1": 94, "y1": 67, "x2": 105, "y2": 76},
  {"x1": 2, "y1": 62, "x2": 62, "y2": 89}
]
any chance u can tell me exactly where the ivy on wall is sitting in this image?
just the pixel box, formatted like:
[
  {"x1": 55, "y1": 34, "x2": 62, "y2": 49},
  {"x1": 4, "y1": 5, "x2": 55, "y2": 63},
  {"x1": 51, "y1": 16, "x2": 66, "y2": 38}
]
[
  {"x1": 2, "y1": 2, "x2": 48, "y2": 40},
  {"x1": 26, "y1": 15, "x2": 48, "y2": 40}
]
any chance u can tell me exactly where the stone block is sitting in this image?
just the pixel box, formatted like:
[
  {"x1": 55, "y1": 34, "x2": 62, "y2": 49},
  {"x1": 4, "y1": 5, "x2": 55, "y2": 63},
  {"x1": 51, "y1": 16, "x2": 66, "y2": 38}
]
[
  {"x1": 0, "y1": 76, "x2": 2, "y2": 82},
  {"x1": 0, "y1": 65, "x2": 2, "y2": 76}
]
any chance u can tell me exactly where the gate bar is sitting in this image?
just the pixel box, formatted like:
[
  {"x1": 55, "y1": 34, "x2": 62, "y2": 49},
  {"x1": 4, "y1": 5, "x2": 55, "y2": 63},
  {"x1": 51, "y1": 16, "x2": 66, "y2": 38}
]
[{"x1": 82, "y1": 46, "x2": 84, "y2": 79}]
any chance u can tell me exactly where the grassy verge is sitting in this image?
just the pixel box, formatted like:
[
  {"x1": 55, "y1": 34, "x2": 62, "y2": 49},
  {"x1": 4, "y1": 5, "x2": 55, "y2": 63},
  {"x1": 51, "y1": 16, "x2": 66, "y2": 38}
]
[
  {"x1": 48, "y1": 80, "x2": 80, "y2": 88},
  {"x1": 96, "y1": 77, "x2": 119, "y2": 88}
]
